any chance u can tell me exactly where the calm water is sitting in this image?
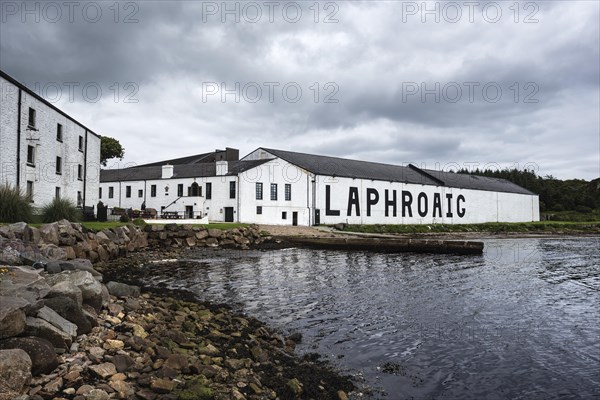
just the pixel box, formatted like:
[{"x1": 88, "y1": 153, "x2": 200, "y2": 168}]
[{"x1": 140, "y1": 238, "x2": 600, "y2": 399}]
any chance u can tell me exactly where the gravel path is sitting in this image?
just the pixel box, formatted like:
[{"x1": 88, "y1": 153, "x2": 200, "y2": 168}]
[{"x1": 258, "y1": 225, "x2": 339, "y2": 237}]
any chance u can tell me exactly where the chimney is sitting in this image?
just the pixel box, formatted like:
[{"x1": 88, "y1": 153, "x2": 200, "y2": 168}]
[
  {"x1": 216, "y1": 160, "x2": 228, "y2": 176},
  {"x1": 162, "y1": 164, "x2": 174, "y2": 179}
]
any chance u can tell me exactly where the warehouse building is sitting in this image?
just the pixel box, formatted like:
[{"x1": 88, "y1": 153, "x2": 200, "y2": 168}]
[
  {"x1": 100, "y1": 147, "x2": 539, "y2": 225},
  {"x1": 0, "y1": 70, "x2": 101, "y2": 209}
]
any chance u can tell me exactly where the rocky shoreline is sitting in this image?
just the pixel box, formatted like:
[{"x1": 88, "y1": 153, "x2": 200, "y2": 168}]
[{"x1": 0, "y1": 221, "x2": 357, "y2": 400}]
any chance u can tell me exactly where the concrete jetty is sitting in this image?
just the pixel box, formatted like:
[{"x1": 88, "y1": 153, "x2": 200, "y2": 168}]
[{"x1": 274, "y1": 236, "x2": 484, "y2": 255}]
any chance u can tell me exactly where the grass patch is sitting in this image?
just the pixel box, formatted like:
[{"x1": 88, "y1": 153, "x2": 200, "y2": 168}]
[{"x1": 340, "y1": 221, "x2": 600, "y2": 234}]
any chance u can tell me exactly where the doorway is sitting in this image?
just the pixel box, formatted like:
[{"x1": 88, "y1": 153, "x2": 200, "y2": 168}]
[
  {"x1": 292, "y1": 212, "x2": 298, "y2": 226},
  {"x1": 185, "y1": 206, "x2": 194, "y2": 219},
  {"x1": 224, "y1": 207, "x2": 234, "y2": 222}
]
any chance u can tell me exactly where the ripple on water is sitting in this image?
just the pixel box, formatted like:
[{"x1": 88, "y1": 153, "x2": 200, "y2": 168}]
[{"x1": 141, "y1": 239, "x2": 600, "y2": 399}]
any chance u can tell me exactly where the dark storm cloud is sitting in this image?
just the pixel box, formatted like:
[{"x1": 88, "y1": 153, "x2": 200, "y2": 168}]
[{"x1": 1, "y1": 0, "x2": 598, "y2": 179}]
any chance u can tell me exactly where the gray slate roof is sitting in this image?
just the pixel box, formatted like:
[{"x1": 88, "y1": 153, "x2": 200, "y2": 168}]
[
  {"x1": 100, "y1": 160, "x2": 269, "y2": 182},
  {"x1": 259, "y1": 148, "x2": 534, "y2": 195}
]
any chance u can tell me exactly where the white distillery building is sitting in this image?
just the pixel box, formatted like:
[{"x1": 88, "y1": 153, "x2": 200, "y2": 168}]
[
  {"x1": 100, "y1": 147, "x2": 539, "y2": 225},
  {"x1": 0, "y1": 70, "x2": 102, "y2": 209}
]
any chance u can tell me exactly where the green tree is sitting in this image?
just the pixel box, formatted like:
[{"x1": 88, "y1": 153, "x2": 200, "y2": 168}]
[{"x1": 100, "y1": 136, "x2": 125, "y2": 166}]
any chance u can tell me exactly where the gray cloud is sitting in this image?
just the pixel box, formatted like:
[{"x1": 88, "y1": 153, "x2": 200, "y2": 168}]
[{"x1": 1, "y1": 0, "x2": 598, "y2": 179}]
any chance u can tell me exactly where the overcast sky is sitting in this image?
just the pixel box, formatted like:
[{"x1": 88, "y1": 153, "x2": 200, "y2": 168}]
[{"x1": 1, "y1": 1, "x2": 598, "y2": 179}]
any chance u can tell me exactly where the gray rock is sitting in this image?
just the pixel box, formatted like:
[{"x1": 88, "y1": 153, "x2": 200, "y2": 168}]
[
  {"x1": 207, "y1": 229, "x2": 223, "y2": 238},
  {"x1": 0, "y1": 239, "x2": 22, "y2": 264},
  {"x1": 23, "y1": 317, "x2": 72, "y2": 350},
  {"x1": 39, "y1": 244, "x2": 68, "y2": 261},
  {"x1": 0, "y1": 336, "x2": 58, "y2": 376},
  {"x1": 37, "y1": 223, "x2": 59, "y2": 246},
  {"x1": 0, "y1": 296, "x2": 28, "y2": 339},
  {"x1": 0, "y1": 266, "x2": 50, "y2": 304},
  {"x1": 45, "y1": 271, "x2": 103, "y2": 310},
  {"x1": 45, "y1": 261, "x2": 62, "y2": 274},
  {"x1": 43, "y1": 296, "x2": 92, "y2": 335},
  {"x1": 7, "y1": 222, "x2": 27, "y2": 238},
  {"x1": 36, "y1": 306, "x2": 78, "y2": 337},
  {"x1": 0, "y1": 349, "x2": 32, "y2": 400},
  {"x1": 106, "y1": 281, "x2": 141, "y2": 298},
  {"x1": 47, "y1": 280, "x2": 83, "y2": 306}
]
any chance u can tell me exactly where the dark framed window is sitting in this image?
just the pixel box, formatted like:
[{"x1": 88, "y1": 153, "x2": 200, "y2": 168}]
[
  {"x1": 282, "y1": 211, "x2": 287, "y2": 220},
  {"x1": 257, "y1": 206, "x2": 262, "y2": 215},
  {"x1": 138, "y1": 189, "x2": 143, "y2": 198},
  {"x1": 77, "y1": 164, "x2": 83, "y2": 180},
  {"x1": 285, "y1": 184, "x2": 291, "y2": 201},
  {"x1": 78, "y1": 136, "x2": 84, "y2": 152},
  {"x1": 27, "y1": 145, "x2": 35, "y2": 165},
  {"x1": 55, "y1": 157, "x2": 62, "y2": 175},
  {"x1": 28, "y1": 108, "x2": 36, "y2": 128},
  {"x1": 270, "y1": 183, "x2": 277, "y2": 201},
  {"x1": 108, "y1": 186, "x2": 114, "y2": 198},
  {"x1": 99, "y1": 187, "x2": 102, "y2": 199},
  {"x1": 55, "y1": 187, "x2": 61, "y2": 199},
  {"x1": 126, "y1": 186, "x2": 131, "y2": 198},
  {"x1": 57, "y1": 124, "x2": 63, "y2": 141},
  {"x1": 229, "y1": 181, "x2": 236, "y2": 199},
  {"x1": 177, "y1": 184, "x2": 184, "y2": 197},
  {"x1": 26, "y1": 181, "x2": 34, "y2": 202},
  {"x1": 256, "y1": 182, "x2": 263, "y2": 200},
  {"x1": 189, "y1": 182, "x2": 201, "y2": 197},
  {"x1": 206, "y1": 182, "x2": 212, "y2": 199},
  {"x1": 150, "y1": 185, "x2": 157, "y2": 197}
]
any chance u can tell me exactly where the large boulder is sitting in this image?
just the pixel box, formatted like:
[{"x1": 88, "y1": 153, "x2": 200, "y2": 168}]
[
  {"x1": 0, "y1": 349, "x2": 32, "y2": 400},
  {"x1": 36, "y1": 306, "x2": 78, "y2": 337},
  {"x1": 23, "y1": 317, "x2": 72, "y2": 350},
  {"x1": 43, "y1": 296, "x2": 92, "y2": 335},
  {"x1": 0, "y1": 337, "x2": 58, "y2": 375},
  {"x1": 46, "y1": 280, "x2": 83, "y2": 306},
  {"x1": 0, "y1": 266, "x2": 50, "y2": 304},
  {"x1": 106, "y1": 281, "x2": 141, "y2": 298},
  {"x1": 45, "y1": 270, "x2": 103, "y2": 310},
  {"x1": 0, "y1": 296, "x2": 28, "y2": 339},
  {"x1": 37, "y1": 223, "x2": 59, "y2": 246}
]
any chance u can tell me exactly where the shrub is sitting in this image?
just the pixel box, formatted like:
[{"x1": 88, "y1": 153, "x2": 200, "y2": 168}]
[
  {"x1": 41, "y1": 197, "x2": 81, "y2": 223},
  {"x1": 0, "y1": 184, "x2": 34, "y2": 223},
  {"x1": 119, "y1": 214, "x2": 130, "y2": 223},
  {"x1": 132, "y1": 218, "x2": 147, "y2": 227}
]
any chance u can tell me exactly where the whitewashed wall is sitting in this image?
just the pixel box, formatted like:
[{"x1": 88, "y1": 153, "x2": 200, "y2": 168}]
[
  {"x1": 238, "y1": 159, "x2": 311, "y2": 226},
  {"x1": 314, "y1": 176, "x2": 539, "y2": 225},
  {"x1": 0, "y1": 76, "x2": 101, "y2": 210},
  {"x1": 99, "y1": 175, "x2": 239, "y2": 222}
]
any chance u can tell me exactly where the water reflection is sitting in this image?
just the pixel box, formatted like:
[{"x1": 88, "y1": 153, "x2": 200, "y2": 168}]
[{"x1": 140, "y1": 238, "x2": 600, "y2": 399}]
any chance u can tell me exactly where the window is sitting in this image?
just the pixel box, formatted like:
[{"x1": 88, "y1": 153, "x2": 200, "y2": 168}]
[
  {"x1": 108, "y1": 187, "x2": 114, "y2": 198},
  {"x1": 177, "y1": 184, "x2": 183, "y2": 197},
  {"x1": 77, "y1": 164, "x2": 83, "y2": 180},
  {"x1": 55, "y1": 157, "x2": 62, "y2": 175},
  {"x1": 55, "y1": 187, "x2": 61, "y2": 199},
  {"x1": 285, "y1": 184, "x2": 291, "y2": 201},
  {"x1": 282, "y1": 211, "x2": 287, "y2": 220},
  {"x1": 256, "y1": 206, "x2": 262, "y2": 215},
  {"x1": 99, "y1": 187, "x2": 102, "y2": 199},
  {"x1": 138, "y1": 189, "x2": 143, "y2": 198},
  {"x1": 150, "y1": 185, "x2": 157, "y2": 197},
  {"x1": 270, "y1": 183, "x2": 277, "y2": 201},
  {"x1": 229, "y1": 181, "x2": 236, "y2": 199},
  {"x1": 77, "y1": 191, "x2": 82, "y2": 207},
  {"x1": 256, "y1": 182, "x2": 263, "y2": 200},
  {"x1": 27, "y1": 145, "x2": 35, "y2": 165},
  {"x1": 206, "y1": 183, "x2": 212, "y2": 199},
  {"x1": 28, "y1": 108, "x2": 36, "y2": 128},
  {"x1": 126, "y1": 186, "x2": 131, "y2": 198},
  {"x1": 189, "y1": 182, "x2": 201, "y2": 197},
  {"x1": 78, "y1": 136, "x2": 84, "y2": 152},
  {"x1": 56, "y1": 124, "x2": 63, "y2": 141},
  {"x1": 26, "y1": 181, "x2": 34, "y2": 202}
]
